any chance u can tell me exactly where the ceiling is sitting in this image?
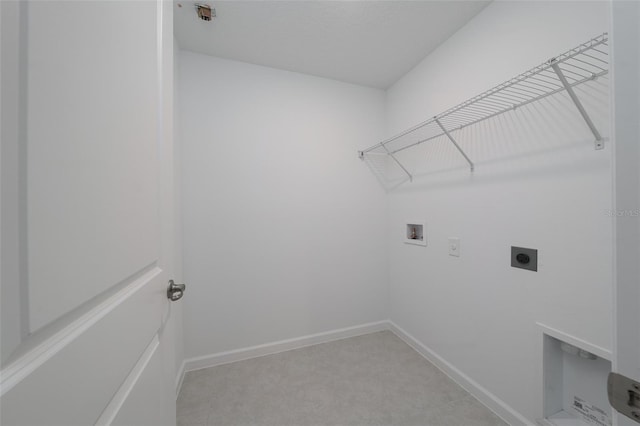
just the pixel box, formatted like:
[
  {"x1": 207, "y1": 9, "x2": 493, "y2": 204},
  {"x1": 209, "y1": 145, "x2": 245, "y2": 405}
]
[{"x1": 174, "y1": 1, "x2": 490, "y2": 89}]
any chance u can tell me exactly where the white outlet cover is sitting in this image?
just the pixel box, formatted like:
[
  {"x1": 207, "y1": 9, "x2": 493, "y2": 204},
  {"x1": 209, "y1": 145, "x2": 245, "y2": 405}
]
[{"x1": 449, "y1": 238, "x2": 460, "y2": 257}]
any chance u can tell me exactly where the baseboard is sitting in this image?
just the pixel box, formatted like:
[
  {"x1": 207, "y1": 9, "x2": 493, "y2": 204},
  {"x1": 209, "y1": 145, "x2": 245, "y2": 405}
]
[
  {"x1": 387, "y1": 321, "x2": 533, "y2": 426},
  {"x1": 175, "y1": 359, "x2": 186, "y2": 399},
  {"x1": 176, "y1": 318, "x2": 532, "y2": 426},
  {"x1": 182, "y1": 320, "x2": 389, "y2": 374}
]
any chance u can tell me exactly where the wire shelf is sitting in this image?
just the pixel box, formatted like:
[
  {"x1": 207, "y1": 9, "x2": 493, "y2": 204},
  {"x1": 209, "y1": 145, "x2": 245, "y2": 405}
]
[{"x1": 359, "y1": 33, "x2": 609, "y2": 182}]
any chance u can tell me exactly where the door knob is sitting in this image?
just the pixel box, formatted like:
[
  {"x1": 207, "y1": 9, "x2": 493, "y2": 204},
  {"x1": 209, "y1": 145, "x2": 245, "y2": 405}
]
[{"x1": 167, "y1": 280, "x2": 186, "y2": 301}]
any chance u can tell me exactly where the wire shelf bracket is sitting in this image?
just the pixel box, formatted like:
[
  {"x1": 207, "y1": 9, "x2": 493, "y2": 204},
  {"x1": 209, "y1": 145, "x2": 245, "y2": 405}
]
[
  {"x1": 358, "y1": 33, "x2": 609, "y2": 180},
  {"x1": 434, "y1": 117, "x2": 474, "y2": 172},
  {"x1": 383, "y1": 143, "x2": 413, "y2": 182},
  {"x1": 550, "y1": 59, "x2": 604, "y2": 150}
]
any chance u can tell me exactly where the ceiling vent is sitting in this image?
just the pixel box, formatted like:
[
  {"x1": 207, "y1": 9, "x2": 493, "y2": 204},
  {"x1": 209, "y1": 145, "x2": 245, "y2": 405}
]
[{"x1": 195, "y1": 4, "x2": 215, "y2": 21}]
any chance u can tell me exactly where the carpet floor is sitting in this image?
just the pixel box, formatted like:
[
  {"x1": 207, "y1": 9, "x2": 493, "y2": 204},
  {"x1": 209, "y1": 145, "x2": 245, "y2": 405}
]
[{"x1": 177, "y1": 330, "x2": 507, "y2": 426}]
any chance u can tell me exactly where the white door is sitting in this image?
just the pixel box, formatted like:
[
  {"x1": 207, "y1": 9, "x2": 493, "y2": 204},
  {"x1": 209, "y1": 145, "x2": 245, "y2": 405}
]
[
  {"x1": 610, "y1": 1, "x2": 640, "y2": 426},
  {"x1": 0, "y1": 1, "x2": 180, "y2": 425}
]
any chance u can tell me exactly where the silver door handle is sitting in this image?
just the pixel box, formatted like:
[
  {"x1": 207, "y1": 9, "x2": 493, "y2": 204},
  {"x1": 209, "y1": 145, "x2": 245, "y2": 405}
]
[
  {"x1": 167, "y1": 280, "x2": 186, "y2": 301},
  {"x1": 609, "y1": 372, "x2": 640, "y2": 423}
]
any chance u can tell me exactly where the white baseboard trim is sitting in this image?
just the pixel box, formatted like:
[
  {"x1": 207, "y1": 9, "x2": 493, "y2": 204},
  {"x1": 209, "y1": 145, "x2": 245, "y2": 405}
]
[
  {"x1": 182, "y1": 320, "x2": 389, "y2": 375},
  {"x1": 175, "y1": 359, "x2": 186, "y2": 399},
  {"x1": 387, "y1": 321, "x2": 532, "y2": 426},
  {"x1": 176, "y1": 319, "x2": 531, "y2": 426}
]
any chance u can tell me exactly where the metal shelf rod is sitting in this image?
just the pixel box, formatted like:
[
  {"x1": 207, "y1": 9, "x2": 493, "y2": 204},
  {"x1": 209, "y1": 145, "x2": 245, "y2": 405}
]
[
  {"x1": 470, "y1": 103, "x2": 505, "y2": 113},
  {"x1": 581, "y1": 52, "x2": 608, "y2": 64},
  {"x1": 434, "y1": 34, "x2": 607, "y2": 120},
  {"x1": 387, "y1": 69, "x2": 607, "y2": 155},
  {"x1": 504, "y1": 86, "x2": 543, "y2": 98},
  {"x1": 475, "y1": 98, "x2": 515, "y2": 108},
  {"x1": 571, "y1": 56, "x2": 606, "y2": 71},
  {"x1": 563, "y1": 62, "x2": 600, "y2": 75},
  {"x1": 359, "y1": 33, "x2": 608, "y2": 179},
  {"x1": 527, "y1": 76, "x2": 562, "y2": 88},
  {"x1": 557, "y1": 66, "x2": 585, "y2": 80}
]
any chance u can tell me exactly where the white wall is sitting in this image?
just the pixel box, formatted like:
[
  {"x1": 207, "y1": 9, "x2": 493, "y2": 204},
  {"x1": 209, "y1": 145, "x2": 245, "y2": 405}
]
[
  {"x1": 385, "y1": 1, "x2": 611, "y2": 423},
  {"x1": 179, "y1": 52, "x2": 388, "y2": 359}
]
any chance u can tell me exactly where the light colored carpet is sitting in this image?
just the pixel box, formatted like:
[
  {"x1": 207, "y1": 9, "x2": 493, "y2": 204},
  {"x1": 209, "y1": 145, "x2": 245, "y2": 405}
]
[{"x1": 177, "y1": 330, "x2": 507, "y2": 426}]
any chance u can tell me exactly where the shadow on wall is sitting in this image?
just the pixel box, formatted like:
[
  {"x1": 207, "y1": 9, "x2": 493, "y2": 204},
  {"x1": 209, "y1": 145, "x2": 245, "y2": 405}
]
[{"x1": 362, "y1": 152, "x2": 411, "y2": 191}]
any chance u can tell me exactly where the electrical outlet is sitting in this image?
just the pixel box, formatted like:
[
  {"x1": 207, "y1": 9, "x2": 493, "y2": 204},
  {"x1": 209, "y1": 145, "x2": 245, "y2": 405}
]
[
  {"x1": 449, "y1": 238, "x2": 460, "y2": 257},
  {"x1": 511, "y1": 246, "x2": 537, "y2": 271}
]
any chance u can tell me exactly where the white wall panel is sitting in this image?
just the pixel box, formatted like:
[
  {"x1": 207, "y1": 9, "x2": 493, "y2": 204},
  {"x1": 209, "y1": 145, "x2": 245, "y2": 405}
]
[
  {"x1": 26, "y1": 1, "x2": 160, "y2": 331},
  {"x1": 179, "y1": 53, "x2": 388, "y2": 358},
  {"x1": 385, "y1": 2, "x2": 611, "y2": 423}
]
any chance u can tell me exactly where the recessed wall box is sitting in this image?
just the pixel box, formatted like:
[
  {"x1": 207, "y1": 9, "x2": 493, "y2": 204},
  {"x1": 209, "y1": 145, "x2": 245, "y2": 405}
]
[
  {"x1": 195, "y1": 4, "x2": 215, "y2": 21},
  {"x1": 404, "y1": 223, "x2": 426, "y2": 246},
  {"x1": 540, "y1": 326, "x2": 612, "y2": 426},
  {"x1": 511, "y1": 246, "x2": 537, "y2": 271}
]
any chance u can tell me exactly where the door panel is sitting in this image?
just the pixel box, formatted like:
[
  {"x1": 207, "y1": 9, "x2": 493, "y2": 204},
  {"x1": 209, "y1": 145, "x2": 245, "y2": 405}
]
[
  {"x1": 110, "y1": 323, "x2": 176, "y2": 426},
  {"x1": 1, "y1": 269, "x2": 163, "y2": 425},
  {"x1": 0, "y1": 0, "x2": 23, "y2": 363},
  {"x1": 0, "y1": 0, "x2": 177, "y2": 424},
  {"x1": 25, "y1": 0, "x2": 160, "y2": 331}
]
